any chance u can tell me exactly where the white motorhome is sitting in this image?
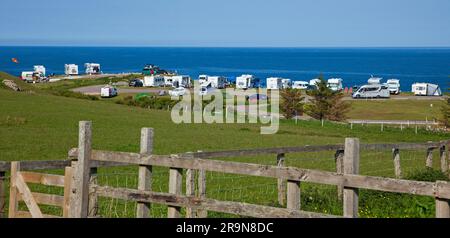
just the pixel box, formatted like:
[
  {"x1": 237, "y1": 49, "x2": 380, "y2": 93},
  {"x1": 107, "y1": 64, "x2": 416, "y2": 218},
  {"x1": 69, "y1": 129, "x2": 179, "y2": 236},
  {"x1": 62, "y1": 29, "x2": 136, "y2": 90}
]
[
  {"x1": 368, "y1": 76, "x2": 382, "y2": 85},
  {"x1": 352, "y1": 84, "x2": 390, "y2": 99},
  {"x1": 143, "y1": 75, "x2": 165, "y2": 87},
  {"x1": 309, "y1": 78, "x2": 321, "y2": 87},
  {"x1": 21, "y1": 71, "x2": 35, "y2": 82},
  {"x1": 236, "y1": 74, "x2": 259, "y2": 89},
  {"x1": 281, "y1": 78, "x2": 291, "y2": 89},
  {"x1": 65, "y1": 64, "x2": 79, "y2": 75},
  {"x1": 266, "y1": 77, "x2": 283, "y2": 90},
  {"x1": 33, "y1": 65, "x2": 46, "y2": 77},
  {"x1": 172, "y1": 75, "x2": 191, "y2": 88},
  {"x1": 411, "y1": 83, "x2": 442, "y2": 96},
  {"x1": 85, "y1": 63, "x2": 101, "y2": 75},
  {"x1": 163, "y1": 75, "x2": 174, "y2": 87},
  {"x1": 208, "y1": 76, "x2": 226, "y2": 89},
  {"x1": 327, "y1": 78, "x2": 343, "y2": 91},
  {"x1": 198, "y1": 75, "x2": 209, "y2": 85},
  {"x1": 386, "y1": 79, "x2": 400, "y2": 94},
  {"x1": 292, "y1": 81, "x2": 309, "y2": 90},
  {"x1": 100, "y1": 85, "x2": 118, "y2": 98}
]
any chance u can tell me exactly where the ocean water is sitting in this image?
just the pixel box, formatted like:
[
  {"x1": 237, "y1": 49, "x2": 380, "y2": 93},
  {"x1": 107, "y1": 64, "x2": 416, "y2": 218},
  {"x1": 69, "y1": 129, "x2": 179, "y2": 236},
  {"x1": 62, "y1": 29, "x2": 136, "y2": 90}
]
[{"x1": 0, "y1": 46, "x2": 449, "y2": 92}]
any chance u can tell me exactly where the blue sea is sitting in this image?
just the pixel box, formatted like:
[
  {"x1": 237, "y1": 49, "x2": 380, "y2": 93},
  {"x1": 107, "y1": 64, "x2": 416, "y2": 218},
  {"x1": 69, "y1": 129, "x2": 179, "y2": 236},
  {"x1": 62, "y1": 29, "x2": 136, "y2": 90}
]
[{"x1": 0, "y1": 46, "x2": 449, "y2": 92}]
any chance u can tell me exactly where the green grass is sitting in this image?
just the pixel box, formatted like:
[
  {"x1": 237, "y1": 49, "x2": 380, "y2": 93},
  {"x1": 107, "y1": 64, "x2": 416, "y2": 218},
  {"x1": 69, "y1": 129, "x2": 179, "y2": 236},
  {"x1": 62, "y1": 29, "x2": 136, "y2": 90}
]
[
  {"x1": 1, "y1": 72, "x2": 449, "y2": 218},
  {"x1": 348, "y1": 99, "x2": 445, "y2": 120}
]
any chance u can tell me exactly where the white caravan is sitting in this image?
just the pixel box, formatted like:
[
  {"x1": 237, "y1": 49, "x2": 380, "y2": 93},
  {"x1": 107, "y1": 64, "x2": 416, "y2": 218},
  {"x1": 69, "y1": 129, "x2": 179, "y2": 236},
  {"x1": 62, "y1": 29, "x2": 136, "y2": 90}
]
[
  {"x1": 85, "y1": 63, "x2": 101, "y2": 75},
  {"x1": 163, "y1": 75, "x2": 174, "y2": 87},
  {"x1": 236, "y1": 74, "x2": 259, "y2": 89},
  {"x1": 21, "y1": 71, "x2": 35, "y2": 82},
  {"x1": 282, "y1": 78, "x2": 291, "y2": 89},
  {"x1": 198, "y1": 75, "x2": 209, "y2": 85},
  {"x1": 65, "y1": 64, "x2": 79, "y2": 75},
  {"x1": 368, "y1": 76, "x2": 382, "y2": 85},
  {"x1": 292, "y1": 81, "x2": 309, "y2": 90},
  {"x1": 33, "y1": 65, "x2": 46, "y2": 77},
  {"x1": 327, "y1": 78, "x2": 343, "y2": 91},
  {"x1": 411, "y1": 83, "x2": 442, "y2": 96},
  {"x1": 172, "y1": 75, "x2": 191, "y2": 88},
  {"x1": 352, "y1": 84, "x2": 390, "y2": 99},
  {"x1": 143, "y1": 75, "x2": 165, "y2": 87},
  {"x1": 266, "y1": 77, "x2": 283, "y2": 90},
  {"x1": 207, "y1": 76, "x2": 226, "y2": 89},
  {"x1": 309, "y1": 78, "x2": 321, "y2": 88},
  {"x1": 100, "y1": 85, "x2": 118, "y2": 98},
  {"x1": 386, "y1": 79, "x2": 401, "y2": 94}
]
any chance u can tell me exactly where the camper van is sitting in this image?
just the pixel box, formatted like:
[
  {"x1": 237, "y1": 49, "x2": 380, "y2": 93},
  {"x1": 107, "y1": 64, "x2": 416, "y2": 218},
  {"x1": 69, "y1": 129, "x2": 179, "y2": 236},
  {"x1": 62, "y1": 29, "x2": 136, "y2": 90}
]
[
  {"x1": 411, "y1": 83, "x2": 442, "y2": 96},
  {"x1": 292, "y1": 81, "x2": 309, "y2": 90},
  {"x1": 236, "y1": 74, "x2": 259, "y2": 89},
  {"x1": 281, "y1": 78, "x2": 291, "y2": 89},
  {"x1": 327, "y1": 78, "x2": 343, "y2": 92},
  {"x1": 368, "y1": 76, "x2": 382, "y2": 85},
  {"x1": 352, "y1": 84, "x2": 390, "y2": 99},
  {"x1": 172, "y1": 75, "x2": 191, "y2": 88},
  {"x1": 386, "y1": 79, "x2": 401, "y2": 94},
  {"x1": 65, "y1": 64, "x2": 79, "y2": 75},
  {"x1": 266, "y1": 77, "x2": 283, "y2": 90},
  {"x1": 85, "y1": 63, "x2": 101, "y2": 75},
  {"x1": 143, "y1": 75, "x2": 165, "y2": 87},
  {"x1": 100, "y1": 85, "x2": 118, "y2": 98},
  {"x1": 33, "y1": 65, "x2": 46, "y2": 77},
  {"x1": 198, "y1": 75, "x2": 209, "y2": 85}
]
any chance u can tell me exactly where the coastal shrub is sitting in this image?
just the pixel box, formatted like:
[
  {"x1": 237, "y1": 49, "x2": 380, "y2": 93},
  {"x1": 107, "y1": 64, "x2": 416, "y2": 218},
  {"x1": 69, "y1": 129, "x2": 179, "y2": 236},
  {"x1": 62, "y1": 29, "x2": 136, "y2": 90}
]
[
  {"x1": 305, "y1": 77, "x2": 350, "y2": 121},
  {"x1": 280, "y1": 88, "x2": 305, "y2": 119}
]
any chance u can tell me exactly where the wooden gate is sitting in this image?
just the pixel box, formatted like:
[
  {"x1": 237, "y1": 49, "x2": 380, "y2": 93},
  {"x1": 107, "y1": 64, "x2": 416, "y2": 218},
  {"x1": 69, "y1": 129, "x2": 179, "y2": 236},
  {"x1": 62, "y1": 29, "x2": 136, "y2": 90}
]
[{"x1": 8, "y1": 161, "x2": 73, "y2": 218}]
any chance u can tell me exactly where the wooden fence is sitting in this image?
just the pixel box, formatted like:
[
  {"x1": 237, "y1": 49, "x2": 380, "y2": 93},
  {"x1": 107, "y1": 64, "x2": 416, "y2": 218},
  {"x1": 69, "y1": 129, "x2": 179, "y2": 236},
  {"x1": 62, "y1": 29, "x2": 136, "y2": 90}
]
[{"x1": 0, "y1": 121, "x2": 449, "y2": 218}]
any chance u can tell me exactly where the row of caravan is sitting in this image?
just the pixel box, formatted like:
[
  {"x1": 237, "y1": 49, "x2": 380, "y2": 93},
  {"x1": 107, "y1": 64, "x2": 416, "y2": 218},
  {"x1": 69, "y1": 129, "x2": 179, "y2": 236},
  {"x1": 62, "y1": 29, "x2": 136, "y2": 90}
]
[
  {"x1": 141, "y1": 75, "x2": 191, "y2": 88},
  {"x1": 22, "y1": 64, "x2": 102, "y2": 82}
]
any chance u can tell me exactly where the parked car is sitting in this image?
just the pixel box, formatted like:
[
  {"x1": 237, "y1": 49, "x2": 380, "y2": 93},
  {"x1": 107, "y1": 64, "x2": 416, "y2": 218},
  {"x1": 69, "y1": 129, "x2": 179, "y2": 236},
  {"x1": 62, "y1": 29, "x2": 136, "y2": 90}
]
[
  {"x1": 169, "y1": 87, "x2": 187, "y2": 97},
  {"x1": 129, "y1": 79, "x2": 143, "y2": 87},
  {"x1": 352, "y1": 84, "x2": 390, "y2": 99}
]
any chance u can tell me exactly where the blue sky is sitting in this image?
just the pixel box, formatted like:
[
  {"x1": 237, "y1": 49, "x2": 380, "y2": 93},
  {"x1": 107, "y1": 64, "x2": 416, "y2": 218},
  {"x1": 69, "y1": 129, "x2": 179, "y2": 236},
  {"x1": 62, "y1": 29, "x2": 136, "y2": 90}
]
[{"x1": 1, "y1": 0, "x2": 450, "y2": 47}]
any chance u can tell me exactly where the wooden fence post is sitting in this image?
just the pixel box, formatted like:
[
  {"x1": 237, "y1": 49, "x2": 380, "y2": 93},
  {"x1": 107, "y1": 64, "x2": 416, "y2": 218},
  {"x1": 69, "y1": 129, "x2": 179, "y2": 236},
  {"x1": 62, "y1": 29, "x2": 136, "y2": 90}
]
[
  {"x1": 0, "y1": 171, "x2": 5, "y2": 218},
  {"x1": 88, "y1": 167, "x2": 98, "y2": 217},
  {"x1": 277, "y1": 153, "x2": 286, "y2": 206},
  {"x1": 63, "y1": 166, "x2": 73, "y2": 218},
  {"x1": 137, "y1": 128, "x2": 153, "y2": 218},
  {"x1": 69, "y1": 121, "x2": 92, "y2": 218},
  {"x1": 335, "y1": 150, "x2": 344, "y2": 199},
  {"x1": 186, "y1": 165, "x2": 196, "y2": 218},
  {"x1": 426, "y1": 147, "x2": 433, "y2": 168},
  {"x1": 197, "y1": 169, "x2": 207, "y2": 218},
  {"x1": 286, "y1": 180, "x2": 300, "y2": 210},
  {"x1": 8, "y1": 162, "x2": 19, "y2": 218},
  {"x1": 436, "y1": 181, "x2": 450, "y2": 218},
  {"x1": 392, "y1": 148, "x2": 402, "y2": 179},
  {"x1": 168, "y1": 167, "x2": 182, "y2": 218},
  {"x1": 440, "y1": 145, "x2": 448, "y2": 174},
  {"x1": 343, "y1": 138, "x2": 360, "y2": 218}
]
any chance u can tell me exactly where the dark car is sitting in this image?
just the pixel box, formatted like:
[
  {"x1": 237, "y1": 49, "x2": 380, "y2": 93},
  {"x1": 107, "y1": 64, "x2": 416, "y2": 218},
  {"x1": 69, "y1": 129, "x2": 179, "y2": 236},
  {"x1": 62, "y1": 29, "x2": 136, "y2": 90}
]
[{"x1": 129, "y1": 79, "x2": 143, "y2": 87}]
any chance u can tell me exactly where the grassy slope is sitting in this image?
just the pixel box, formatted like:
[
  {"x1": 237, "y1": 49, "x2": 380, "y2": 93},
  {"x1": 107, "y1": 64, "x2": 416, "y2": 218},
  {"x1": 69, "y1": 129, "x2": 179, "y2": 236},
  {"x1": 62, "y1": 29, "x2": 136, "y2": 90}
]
[{"x1": 348, "y1": 99, "x2": 444, "y2": 121}]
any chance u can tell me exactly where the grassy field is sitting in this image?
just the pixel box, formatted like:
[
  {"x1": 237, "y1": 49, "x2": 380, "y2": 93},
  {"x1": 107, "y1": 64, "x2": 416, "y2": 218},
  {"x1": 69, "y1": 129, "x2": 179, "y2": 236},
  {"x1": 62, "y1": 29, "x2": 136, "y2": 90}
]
[
  {"x1": 1, "y1": 72, "x2": 449, "y2": 218},
  {"x1": 348, "y1": 99, "x2": 445, "y2": 121}
]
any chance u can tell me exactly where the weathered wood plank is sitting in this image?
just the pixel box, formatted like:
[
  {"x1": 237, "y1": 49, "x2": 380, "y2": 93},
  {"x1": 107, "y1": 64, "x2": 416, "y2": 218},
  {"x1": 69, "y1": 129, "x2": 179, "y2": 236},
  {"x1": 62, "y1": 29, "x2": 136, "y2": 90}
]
[
  {"x1": 93, "y1": 185, "x2": 339, "y2": 218},
  {"x1": 63, "y1": 166, "x2": 73, "y2": 218},
  {"x1": 15, "y1": 173, "x2": 43, "y2": 218},
  {"x1": 393, "y1": 148, "x2": 402, "y2": 179},
  {"x1": 20, "y1": 171, "x2": 65, "y2": 187},
  {"x1": 17, "y1": 192, "x2": 64, "y2": 207},
  {"x1": 197, "y1": 169, "x2": 207, "y2": 218},
  {"x1": 277, "y1": 153, "x2": 286, "y2": 207},
  {"x1": 0, "y1": 171, "x2": 6, "y2": 218},
  {"x1": 137, "y1": 128, "x2": 153, "y2": 218},
  {"x1": 343, "y1": 138, "x2": 359, "y2": 218},
  {"x1": 168, "y1": 168, "x2": 183, "y2": 218},
  {"x1": 440, "y1": 146, "x2": 448, "y2": 174},
  {"x1": 186, "y1": 168, "x2": 196, "y2": 218},
  {"x1": 15, "y1": 211, "x2": 59, "y2": 218},
  {"x1": 426, "y1": 148, "x2": 434, "y2": 168},
  {"x1": 69, "y1": 121, "x2": 92, "y2": 218},
  {"x1": 89, "y1": 151, "x2": 450, "y2": 199},
  {"x1": 8, "y1": 162, "x2": 19, "y2": 218},
  {"x1": 335, "y1": 150, "x2": 344, "y2": 199},
  {"x1": 88, "y1": 167, "x2": 98, "y2": 217},
  {"x1": 287, "y1": 180, "x2": 300, "y2": 210}
]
